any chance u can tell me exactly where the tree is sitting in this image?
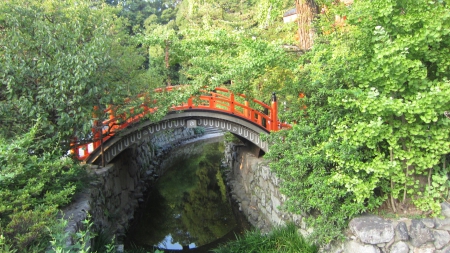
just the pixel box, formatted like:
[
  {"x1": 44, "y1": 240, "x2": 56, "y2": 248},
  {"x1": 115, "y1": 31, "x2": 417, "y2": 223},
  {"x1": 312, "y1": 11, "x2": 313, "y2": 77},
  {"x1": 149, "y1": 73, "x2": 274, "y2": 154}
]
[
  {"x1": 267, "y1": 0, "x2": 450, "y2": 244},
  {"x1": 0, "y1": 0, "x2": 146, "y2": 153},
  {"x1": 295, "y1": 0, "x2": 318, "y2": 50}
]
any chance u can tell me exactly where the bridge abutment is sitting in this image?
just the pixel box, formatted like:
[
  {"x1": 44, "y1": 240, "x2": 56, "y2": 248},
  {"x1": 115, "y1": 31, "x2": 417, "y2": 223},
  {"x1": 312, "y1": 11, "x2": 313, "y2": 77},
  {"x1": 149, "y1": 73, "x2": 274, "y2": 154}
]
[
  {"x1": 63, "y1": 127, "x2": 201, "y2": 245},
  {"x1": 224, "y1": 142, "x2": 306, "y2": 234}
]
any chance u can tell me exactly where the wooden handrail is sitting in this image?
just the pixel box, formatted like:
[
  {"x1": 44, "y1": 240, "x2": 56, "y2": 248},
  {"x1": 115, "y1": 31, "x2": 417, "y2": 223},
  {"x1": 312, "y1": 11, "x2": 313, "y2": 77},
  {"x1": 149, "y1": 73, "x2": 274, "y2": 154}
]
[{"x1": 71, "y1": 86, "x2": 284, "y2": 161}]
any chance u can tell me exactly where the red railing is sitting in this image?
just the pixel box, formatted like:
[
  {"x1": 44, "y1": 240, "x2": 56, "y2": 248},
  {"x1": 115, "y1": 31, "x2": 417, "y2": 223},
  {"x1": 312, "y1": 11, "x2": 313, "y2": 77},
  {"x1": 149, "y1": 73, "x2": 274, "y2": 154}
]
[{"x1": 72, "y1": 86, "x2": 287, "y2": 161}]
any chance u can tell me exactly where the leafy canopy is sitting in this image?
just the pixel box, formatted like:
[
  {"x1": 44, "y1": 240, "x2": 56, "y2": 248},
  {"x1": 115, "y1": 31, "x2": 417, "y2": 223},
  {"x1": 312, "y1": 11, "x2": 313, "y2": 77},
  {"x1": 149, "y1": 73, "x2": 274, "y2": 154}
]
[{"x1": 267, "y1": 0, "x2": 450, "y2": 244}]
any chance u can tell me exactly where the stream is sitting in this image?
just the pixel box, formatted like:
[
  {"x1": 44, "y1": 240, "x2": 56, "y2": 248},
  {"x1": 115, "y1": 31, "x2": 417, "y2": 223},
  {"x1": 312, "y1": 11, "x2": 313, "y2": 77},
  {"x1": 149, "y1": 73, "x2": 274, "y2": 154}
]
[{"x1": 125, "y1": 137, "x2": 251, "y2": 252}]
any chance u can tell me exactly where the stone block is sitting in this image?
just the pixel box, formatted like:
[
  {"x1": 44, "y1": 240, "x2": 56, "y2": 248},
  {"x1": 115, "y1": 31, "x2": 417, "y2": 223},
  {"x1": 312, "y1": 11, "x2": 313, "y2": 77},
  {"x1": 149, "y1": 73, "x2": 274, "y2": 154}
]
[
  {"x1": 272, "y1": 176, "x2": 279, "y2": 186},
  {"x1": 436, "y1": 245, "x2": 450, "y2": 253},
  {"x1": 128, "y1": 176, "x2": 135, "y2": 191},
  {"x1": 410, "y1": 220, "x2": 434, "y2": 247},
  {"x1": 268, "y1": 181, "x2": 275, "y2": 193},
  {"x1": 271, "y1": 211, "x2": 283, "y2": 226},
  {"x1": 292, "y1": 214, "x2": 302, "y2": 227},
  {"x1": 396, "y1": 221, "x2": 410, "y2": 241},
  {"x1": 413, "y1": 245, "x2": 437, "y2": 253},
  {"x1": 344, "y1": 240, "x2": 381, "y2": 253},
  {"x1": 422, "y1": 219, "x2": 435, "y2": 228},
  {"x1": 433, "y1": 230, "x2": 450, "y2": 250},
  {"x1": 349, "y1": 216, "x2": 394, "y2": 244},
  {"x1": 389, "y1": 241, "x2": 409, "y2": 253},
  {"x1": 441, "y1": 202, "x2": 450, "y2": 219},
  {"x1": 299, "y1": 228, "x2": 314, "y2": 238},
  {"x1": 271, "y1": 193, "x2": 281, "y2": 212},
  {"x1": 113, "y1": 176, "x2": 122, "y2": 195},
  {"x1": 261, "y1": 165, "x2": 270, "y2": 180},
  {"x1": 436, "y1": 218, "x2": 450, "y2": 231},
  {"x1": 251, "y1": 195, "x2": 258, "y2": 206},
  {"x1": 259, "y1": 177, "x2": 268, "y2": 190}
]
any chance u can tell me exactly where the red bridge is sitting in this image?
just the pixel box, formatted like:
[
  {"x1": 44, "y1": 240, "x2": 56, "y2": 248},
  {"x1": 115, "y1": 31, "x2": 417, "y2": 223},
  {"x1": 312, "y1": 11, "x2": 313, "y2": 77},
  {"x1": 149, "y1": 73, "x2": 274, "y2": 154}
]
[{"x1": 72, "y1": 86, "x2": 288, "y2": 165}]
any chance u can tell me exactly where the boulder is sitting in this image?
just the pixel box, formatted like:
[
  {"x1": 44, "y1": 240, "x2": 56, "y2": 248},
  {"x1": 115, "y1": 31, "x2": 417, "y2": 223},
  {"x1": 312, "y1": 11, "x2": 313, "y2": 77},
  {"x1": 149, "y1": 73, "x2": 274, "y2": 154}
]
[
  {"x1": 434, "y1": 230, "x2": 450, "y2": 250},
  {"x1": 436, "y1": 245, "x2": 450, "y2": 253},
  {"x1": 390, "y1": 241, "x2": 410, "y2": 253},
  {"x1": 344, "y1": 240, "x2": 381, "y2": 253},
  {"x1": 349, "y1": 216, "x2": 394, "y2": 244},
  {"x1": 441, "y1": 202, "x2": 450, "y2": 219},
  {"x1": 413, "y1": 245, "x2": 437, "y2": 253},
  {"x1": 410, "y1": 220, "x2": 434, "y2": 247},
  {"x1": 396, "y1": 221, "x2": 410, "y2": 241},
  {"x1": 436, "y1": 218, "x2": 450, "y2": 231}
]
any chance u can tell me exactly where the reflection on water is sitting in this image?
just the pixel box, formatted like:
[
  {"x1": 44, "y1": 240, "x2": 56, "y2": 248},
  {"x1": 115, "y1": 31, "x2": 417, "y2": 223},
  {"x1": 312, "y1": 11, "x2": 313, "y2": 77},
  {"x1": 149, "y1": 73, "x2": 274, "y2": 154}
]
[{"x1": 127, "y1": 141, "x2": 239, "y2": 251}]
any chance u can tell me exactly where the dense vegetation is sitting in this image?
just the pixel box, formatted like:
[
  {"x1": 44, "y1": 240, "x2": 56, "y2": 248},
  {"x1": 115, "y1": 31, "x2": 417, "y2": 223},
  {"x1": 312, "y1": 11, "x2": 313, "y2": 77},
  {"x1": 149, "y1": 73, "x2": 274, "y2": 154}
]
[{"x1": 1, "y1": 0, "x2": 450, "y2": 251}]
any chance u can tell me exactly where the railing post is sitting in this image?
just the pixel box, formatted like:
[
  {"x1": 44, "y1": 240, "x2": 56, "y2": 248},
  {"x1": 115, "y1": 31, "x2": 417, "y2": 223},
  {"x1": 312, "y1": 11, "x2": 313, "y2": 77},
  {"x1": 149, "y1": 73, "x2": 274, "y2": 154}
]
[
  {"x1": 244, "y1": 100, "x2": 249, "y2": 118},
  {"x1": 92, "y1": 106, "x2": 101, "y2": 150},
  {"x1": 229, "y1": 93, "x2": 235, "y2": 113},
  {"x1": 188, "y1": 96, "x2": 193, "y2": 108},
  {"x1": 271, "y1": 92, "x2": 278, "y2": 131},
  {"x1": 210, "y1": 92, "x2": 216, "y2": 109},
  {"x1": 70, "y1": 137, "x2": 79, "y2": 159}
]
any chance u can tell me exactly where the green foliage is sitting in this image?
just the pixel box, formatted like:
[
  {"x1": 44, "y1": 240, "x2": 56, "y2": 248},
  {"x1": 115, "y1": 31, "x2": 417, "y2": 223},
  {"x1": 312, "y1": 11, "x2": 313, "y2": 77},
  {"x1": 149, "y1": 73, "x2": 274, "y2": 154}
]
[
  {"x1": 212, "y1": 223, "x2": 318, "y2": 253},
  {"x1": 0, "y1": 0, "x2": 147, "y2": 149},
  {"x1": 47, "y1": 216, "x2": 116, "y2": 253},
  {"x1": 0, "y1": 234, "x2": 17, "y2": 253},
  {"x1": 193, "y1": 127, "x2": 205, "y2": 135},
  {"x1": 139, "y1": 0, "x2": 298, "y2": 99},
  {"x1": 325, "y1": 0, "x2": 450, "y2": 214},
  {"x1": 0, "y1": 124, "x2": 87, "y2": 252},
  {"x1": 224, "y1": 132, "x2": 240, "y2": 143},
  {"x1": 267, "y1": 0, "x2": 450, "y2": 245}
]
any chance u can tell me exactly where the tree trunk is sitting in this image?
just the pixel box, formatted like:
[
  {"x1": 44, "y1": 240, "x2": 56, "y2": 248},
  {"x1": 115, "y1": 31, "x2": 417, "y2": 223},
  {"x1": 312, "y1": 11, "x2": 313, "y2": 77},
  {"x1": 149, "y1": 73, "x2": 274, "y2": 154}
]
[{"x1": 295, "y1": 0, "x2": 318, "y2": 51}]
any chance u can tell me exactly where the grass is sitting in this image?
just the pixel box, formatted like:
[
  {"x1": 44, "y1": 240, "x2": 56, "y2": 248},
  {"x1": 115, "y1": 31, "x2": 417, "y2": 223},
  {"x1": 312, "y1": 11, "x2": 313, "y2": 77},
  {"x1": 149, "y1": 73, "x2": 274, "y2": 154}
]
[{"x1": 211, "y1": 223, "x2": 318, "y2": 253}]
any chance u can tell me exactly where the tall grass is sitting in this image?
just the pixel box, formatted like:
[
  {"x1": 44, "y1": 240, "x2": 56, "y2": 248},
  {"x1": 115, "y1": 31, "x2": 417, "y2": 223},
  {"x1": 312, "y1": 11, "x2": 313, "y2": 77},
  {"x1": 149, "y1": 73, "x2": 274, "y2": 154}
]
[{"x1": 211, "y1": 223, "x2": 318, "y2": 253}]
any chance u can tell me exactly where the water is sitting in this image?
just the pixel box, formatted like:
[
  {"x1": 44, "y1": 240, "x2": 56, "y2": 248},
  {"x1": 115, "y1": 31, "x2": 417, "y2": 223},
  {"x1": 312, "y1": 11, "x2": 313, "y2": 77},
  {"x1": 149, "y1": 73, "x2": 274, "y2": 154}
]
[{"x1": 125, "y1": 139, "x2": 251, "y2": 252}]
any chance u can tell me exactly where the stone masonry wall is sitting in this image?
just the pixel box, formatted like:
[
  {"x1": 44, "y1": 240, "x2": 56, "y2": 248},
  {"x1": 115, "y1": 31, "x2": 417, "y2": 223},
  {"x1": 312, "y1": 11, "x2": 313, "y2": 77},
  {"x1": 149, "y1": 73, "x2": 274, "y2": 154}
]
[
  {"x1": 224, "y1": 143, "x2": 306, "y2": 235},
  {"x1": 225, "y1": 142, "x2": 450, "y2": 253},
  {"x1": 63, "y1": 127, "x2": 200, "y2": 244}
]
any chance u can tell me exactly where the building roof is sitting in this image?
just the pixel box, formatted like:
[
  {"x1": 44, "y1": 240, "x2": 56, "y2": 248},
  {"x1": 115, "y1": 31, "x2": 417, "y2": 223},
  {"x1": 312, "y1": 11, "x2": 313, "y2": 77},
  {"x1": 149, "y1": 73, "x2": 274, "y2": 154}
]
[{"x1": 283, "y1": 8, "x2": 297, "y2": 17}]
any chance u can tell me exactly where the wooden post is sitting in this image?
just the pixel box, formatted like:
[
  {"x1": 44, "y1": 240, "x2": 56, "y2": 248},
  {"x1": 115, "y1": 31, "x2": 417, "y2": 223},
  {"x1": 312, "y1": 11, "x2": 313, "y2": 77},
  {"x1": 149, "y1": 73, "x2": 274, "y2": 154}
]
[
  {"x1": 210, "y1": 92, "x2": 216, "y2": 109},
  {"x1": 271, "y1": 92, "x2": 278, "y2": 131},
  {"x1": 92, "y1": 106, "x2": 101, "y2": 150},
  {"x1": 244, "y1": 101, "x2": 249, "y2": 118},
  {"x1": 229, "y1": 93, "x2": 235, "y2": 113}
]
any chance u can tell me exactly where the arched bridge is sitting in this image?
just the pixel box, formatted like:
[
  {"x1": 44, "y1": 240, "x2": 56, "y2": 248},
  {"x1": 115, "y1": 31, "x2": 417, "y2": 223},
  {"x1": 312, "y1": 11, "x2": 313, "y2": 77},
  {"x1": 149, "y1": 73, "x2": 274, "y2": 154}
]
[{"x1": 72, "y1": 87, "x2": 289, "y2": 165}]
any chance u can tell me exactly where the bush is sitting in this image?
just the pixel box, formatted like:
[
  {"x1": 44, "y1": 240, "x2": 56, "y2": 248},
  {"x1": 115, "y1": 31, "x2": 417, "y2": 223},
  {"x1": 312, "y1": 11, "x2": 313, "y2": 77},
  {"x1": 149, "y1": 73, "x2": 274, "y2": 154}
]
[{"x1": 0, "y1": 124, "x2": 87, "y2": 252}]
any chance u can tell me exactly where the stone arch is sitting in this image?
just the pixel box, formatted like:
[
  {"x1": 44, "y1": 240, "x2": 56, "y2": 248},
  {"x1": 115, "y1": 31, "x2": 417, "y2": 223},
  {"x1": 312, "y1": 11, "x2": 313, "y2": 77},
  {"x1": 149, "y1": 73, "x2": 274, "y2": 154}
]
[{"x1": 85, "y1": 111, "x2": 270, "y2": 165}]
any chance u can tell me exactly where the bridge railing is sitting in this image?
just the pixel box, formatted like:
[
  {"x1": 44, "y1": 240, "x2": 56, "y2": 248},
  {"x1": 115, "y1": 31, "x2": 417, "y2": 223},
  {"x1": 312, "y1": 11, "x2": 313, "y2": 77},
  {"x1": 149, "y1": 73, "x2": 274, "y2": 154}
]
[{"x1": 72, "y1": 86, "x2": 283, "y2": 161}]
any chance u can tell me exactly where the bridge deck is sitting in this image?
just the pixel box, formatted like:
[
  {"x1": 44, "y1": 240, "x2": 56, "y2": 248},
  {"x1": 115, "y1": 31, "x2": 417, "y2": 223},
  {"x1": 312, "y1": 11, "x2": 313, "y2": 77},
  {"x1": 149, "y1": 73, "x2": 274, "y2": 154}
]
[{"x1": 71, "y1": 87, "x2": 289, "y2": 162}]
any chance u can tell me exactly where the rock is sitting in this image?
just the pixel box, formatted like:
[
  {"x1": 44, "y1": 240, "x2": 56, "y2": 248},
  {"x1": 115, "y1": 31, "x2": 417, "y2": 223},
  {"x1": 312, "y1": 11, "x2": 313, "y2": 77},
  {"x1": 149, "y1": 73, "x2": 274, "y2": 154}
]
[
  {"x1": 396, "y1": 222, "x2": 410, "y2": 241},
  {"x1": 436, "y1": 245, "x2": 450, "y2": 253},
  {"x1": 434, "y1": 230, "x2": 450, "y2": 250},
  {"x1": 413, "y1": 245, "x2": 437, "y2": 253},
  {"x1": 344, "y1": 240, "x2": 381, "y2": 253},
  {"x1": 436, "y1": 219, "x2": 450, "y2": 231},
  {"x1": 441, "y1": 202, "x2": 450, "y2": 219},
  {"x1": 410, "y1": 220, "x2": 434, "y2": 247},
  {"x1": 422, "y1": 219, "x2": 435, "y2": 228},
  {"x1": 349, "y1": 216, "x2": 394, "y2": 244},
  {"x1": 390, "y1": 241, "x2": 409, "y2": 253}
]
